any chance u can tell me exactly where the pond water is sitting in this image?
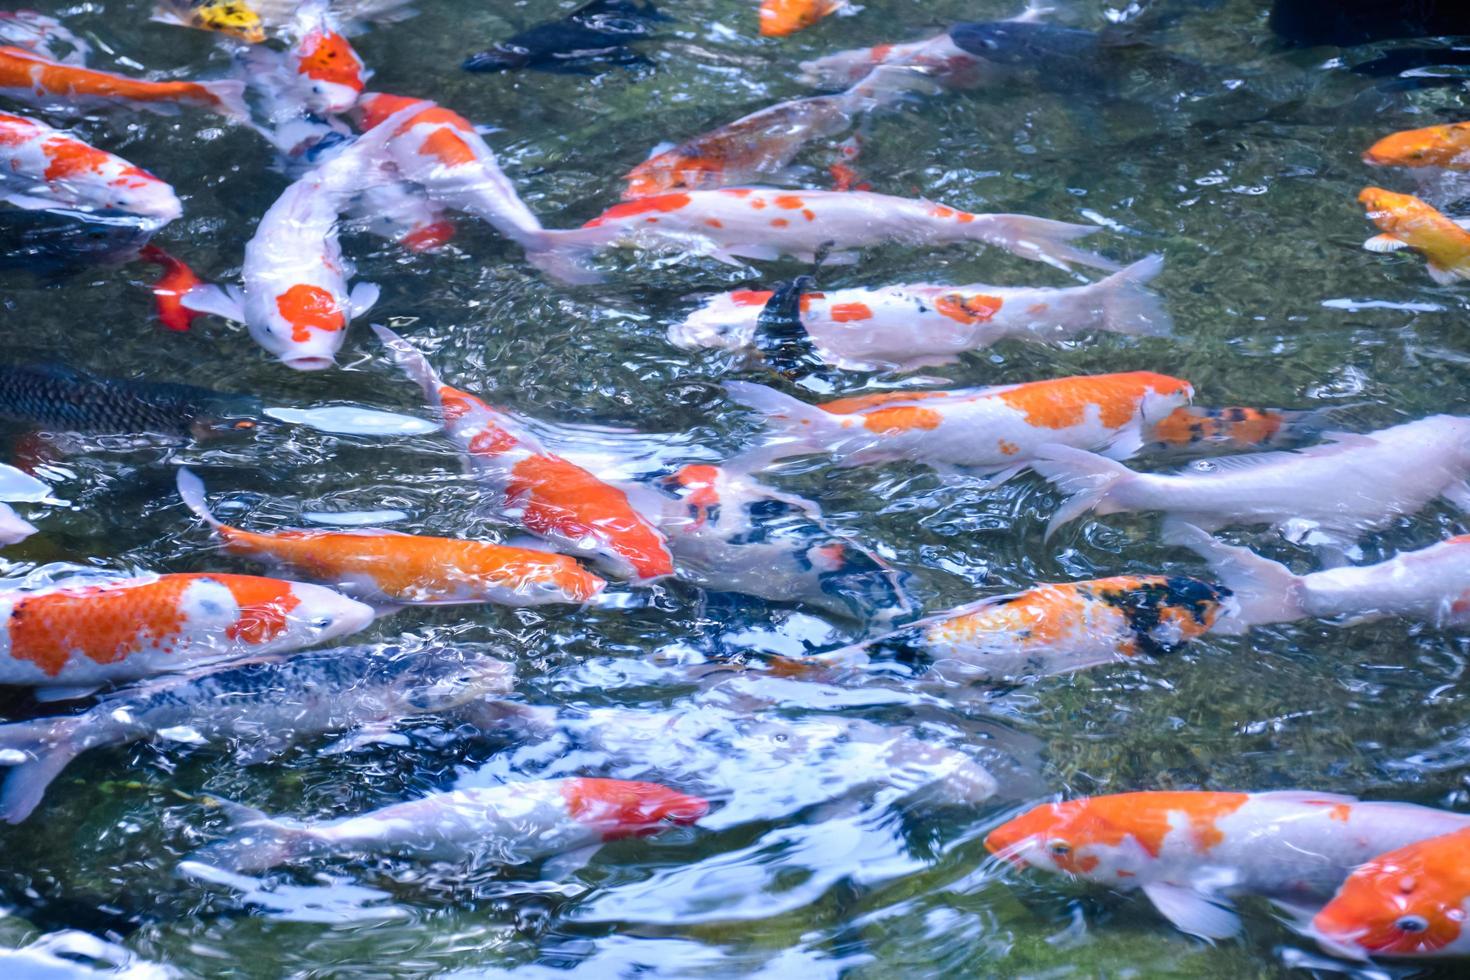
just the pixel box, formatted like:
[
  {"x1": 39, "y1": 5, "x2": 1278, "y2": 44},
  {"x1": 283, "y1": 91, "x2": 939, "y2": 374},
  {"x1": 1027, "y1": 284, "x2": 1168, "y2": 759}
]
[{"x1": 2, "y1": 0, "x2": 1469, "y2": 976}]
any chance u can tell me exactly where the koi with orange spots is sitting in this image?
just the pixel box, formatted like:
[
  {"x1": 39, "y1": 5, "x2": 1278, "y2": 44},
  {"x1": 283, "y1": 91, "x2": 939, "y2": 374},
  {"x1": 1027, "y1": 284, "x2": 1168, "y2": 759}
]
[
  {"x1": 1359, "y1": 186, "x2": 1470, "y2": 285},
  {"x1": 177, "y1": 468, "x2": 606, "y2": 606},
  {"x1": 821, "y1": 575, "x2": 1230, "y2": 684},
  {"x1": 0, "y1": 571, "x2": 373, "y2": 691},
  {"x1": 724, "y1": 371, "x2": 1193, "y2": 478},
  {"x1": 987, "y1": 791, "x2": 1470, "y2": 941},
  {"x1": 1167, "y1": 522, "x2": 1470, "y2": 632},
  {"x1": 373, "y1": 325, "x2": 675, "y2": 584},
  {"x1": 548, "y1": 187, "x2": 1117, "y2": 278},
  {"x1": 0, "y1": 112, "x2": 181, "y2": 225},
  {"x1": 674, "y1": 255, "x2": 1170, "y2": 371},
  {"x1": 241, "y1": 4, "x2": 367, "y2": 117},
  {"x1": 182, "y1": 103, "x2": 420, "y2": 370},
  {"x1": 759, "y1": 0, "x2": 847, "y2": 37},
  {"x1": 1313, "y1": 824, "x2": 1470, "y2": 960},
  {"x1": 1365, "y1": 122, "x2": 1470, "y2": 170},
  {"x1": 194, "y1": 777, "x2": 708, "y2": 873},
  {"x1": 0, "y1": 45, "x2": 247, "y2": 120}
]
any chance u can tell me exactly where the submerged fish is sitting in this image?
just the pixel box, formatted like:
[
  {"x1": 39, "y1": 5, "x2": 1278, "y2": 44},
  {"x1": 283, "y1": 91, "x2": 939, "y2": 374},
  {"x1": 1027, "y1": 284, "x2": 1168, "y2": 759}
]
[
  {"x1": 1365, "y1": 123, "x2": 1470, "y2": 170},
  {"x1": 0, "y1": 363, "x2": 262, "y2": 440},
  {"x1": 462, "y1": 0, "x2": 665, "y2": 74},
  {"x1": 373, "y1": 325, "x2": 675, "y2": 583},
  {"x1": 0, "y1": 46, "x2": 247, "y2": 120},
  {"x1": 0, "y1": 572, "x2": 373, "y2": 690},
  {"x1": 178, "y1": 468, "x2": 606, "y2": 606},
  {"x1": 551, "y1": 188, "x2": 1117, "y2": 277},
  {"x1": 1033, "y1": 415, "x2": 1470, "y2": 553},
  {"x1": 673, "y1": 255, "x2": 1171, "y2": 372},
  {"x1": 822, "y1": 575, "x2": 1231, "y2": 684},
  {"x1": 1313, "y1": 824, "x2": 1470, "y2": 959},
  {"x1": 0, "y1": 644, "x2": 516, "y2": 823},
  {"x1": 800, "y1": 31, "x2": 985, "y2": 90},
  {"x1": 725, "y1": 371, "x2": 1193, "y2": 478},
  {"x1": 1168, "y1": 523, "x2": 1470, "y2": 633},
  {"x1": 245, "y1": 8, "x2": 368, "y2": 117},
  {"x1": 759, "y1": 0, "x2": 846, "y2": 37},
  {"x1": 196, "y1": 777, "x2": 708, "y2": 873},
  {"x1": 1359, "y1": 186, "x2": 1470, "y2": 285},
  {"x1": 0, "y1": 11, "x2": 91, "y2": 65},
  {"x1": 987, "y1": 791, "x2": 1470, "y2": 940},
  {"x1": 0, "y1": 112, "x2": 181, "y2": 225}
]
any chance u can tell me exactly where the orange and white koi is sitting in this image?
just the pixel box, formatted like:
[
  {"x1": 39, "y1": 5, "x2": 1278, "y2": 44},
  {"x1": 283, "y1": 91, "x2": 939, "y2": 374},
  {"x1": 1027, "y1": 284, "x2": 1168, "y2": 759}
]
[
  {"x1": 243, "y1": 7, "x2": 367, "y2": 116},
  {"x1": 0, "y1": 572, "x2": 373, "y2": 690},
  {"x1": 197, "y1": 776, "x2": 708, "y2": 873},
  {"x1": 177, "y1": 468, "x2": 605, "y2": 606},
  {"x1": 1359, "y1": 186, "x2": 1470, "y2": 285},
  {"x1": 800, "y1": 31, "x2": 985, "y2": 89},
  {"x1": 353, "y1": 92, "x2": 548, "y2": 259},
  {"x1": 550, "y1": 188, "x2": 1116, "y2": 276},
  {"x1": 373, "y1": 325, "x2": 675, "y2": 583},
  {"x1": 1033, "y1": 415, "x2": 1470, "y2": 550},
  {"x1": 1168, "y1": 523, "x2": 1470, "y2": 632},
  {"x1": 0, "y1": 11, "x2": 91, "y2": 65},
  {"x1": 1144, "y1": 404, "x2": 1318, "y2": 457},
  {"x1": 138, "y1": 245, "x2": 204, "y2": 331},
  {"x1": 674, "y1": 255, "x2": 1169, "y2": 371},
  {"x1": 182, "y1": 104, "x2": 417, "y2": 370},
  {"x1": 0, "y1": 112, "x2": 181, "y2": 225},
  {"x1": 0, "y1": 45, "x2": 247, "y2": 120},
  {"x1": 1313, "y1": 825, "x2": 1470, "y2": 959},
  {"x1": 987, "y1": 791, "x2": 1470, "y2": 940},
  {"x1": 1365, "y1": 123, "x2": 1470, "y2": 170},
  {"x1": 725, "y1": 371, "x2": 1193, "y2": 478},
  {"x1": 759, "y1": 0, "x2": 847, "y2": 37},
  {"x1": 822, "y1": 575, "x2": 1230, "y2": 684}
]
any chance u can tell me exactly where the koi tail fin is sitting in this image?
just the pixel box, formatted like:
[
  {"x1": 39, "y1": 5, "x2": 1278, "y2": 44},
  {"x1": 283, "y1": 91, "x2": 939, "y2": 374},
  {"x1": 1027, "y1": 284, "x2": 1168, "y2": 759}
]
[
  {"x1": 723, "y1": 380, "x2": 839, "y2": 470},
  {"x1": 522, "y1": 229, "x2": 609, "y2": 285},
  {"x1": 976, "y1": 215, "x2": 1120, "y2": 272},
  {"x1": 371, "y1": 323, "x2": 445, "y2": 405},
  {"x1": 1161, "y1": 522, "x2": 1304, "y2": 631},
  {"x1": 0, "y1": 717, "x2": 86, "y2": 824},
  {"x1": 1097, "y1": 254, "x2": 1173, "y2": 338},
  {"x1": 176, "y1": 468, "x2": 226, "y2": 531},
  {"x1": 200, "y1": 79, "x2": 251, "y2": 124},
  {"x1": 1030, "y1": 444, "x2": 1136, "y2": 539},
  {"x1": 193, "y1": 798, "x2": 310, "y2": 873}
]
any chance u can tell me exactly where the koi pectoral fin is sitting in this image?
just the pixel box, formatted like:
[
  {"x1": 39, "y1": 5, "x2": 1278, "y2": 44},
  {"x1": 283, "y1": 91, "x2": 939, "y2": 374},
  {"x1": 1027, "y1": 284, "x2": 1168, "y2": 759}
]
[
  {"x1": 181, "y1": 283, "x2": 247, "y2": 323},
  {"x1": 1140, "y1": 882, "x2": 1242, "y2": 941}
]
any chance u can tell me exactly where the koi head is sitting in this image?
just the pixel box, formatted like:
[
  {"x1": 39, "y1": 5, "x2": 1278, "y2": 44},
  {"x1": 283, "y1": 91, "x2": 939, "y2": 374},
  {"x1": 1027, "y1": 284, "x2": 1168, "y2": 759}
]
[
  {"x1": 1133, "y1": 372, "x2": 1195, "y2": 421},
  {"x1": 623, "y1": 154, "x2": 725, "y2": 199},
  {"x1": 106, "y1": 170, "x2": 183, "y2": 225},
  {"x1": 264, "y1": 283, "x2": 350, "y2": 371},
  {"x1": 1313, "y1": 832, "x2": 1470, "y2": 959},
  {"x1": 985, "y1": 798, "x2": 1139, "y2": 880},
  {"x1": 400, "y1": 652, "x2": 516, "y2": 712},
  {"x1": 562, "y1": 778, "x2": 709, "y2": 840},
  {"x1": 194, "y1": 575, "x2": 374, "y2": 651},
  {"x1": 1364, "y1": 124, "x2": 1470, "y2": 169},
  {"x1": 189, "y1": 0, "x2": 266, "y2": 43},
  {"x1": 293, "y1": 27, "x2": 367, "y2": 115},
  {"x1": 1359, "y1": 186, "x2": 1425, "y2": 231}
]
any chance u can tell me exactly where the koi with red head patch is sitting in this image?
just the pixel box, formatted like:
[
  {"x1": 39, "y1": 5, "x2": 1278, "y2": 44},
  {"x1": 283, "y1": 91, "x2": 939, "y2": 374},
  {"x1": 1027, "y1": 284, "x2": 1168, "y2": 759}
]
[
  {"x1": 373, "y1": 326, "x2": 674, "y2": 584},
  {"x1": 1365, "y1": 123, "x2": 1470, "y2": 170},
  {"x1": 759, "y1": 0, "x2": 846, "y2": 37},
  {"x1": 987, "y1": 791, "x2": 1470, "y2": 941},
  {"x1": 0, "y1": 572, "x2": 372, "y2": 691},
  {"x1": 287, "y1": 17, "x2": 367, "y2": 115},
  {"x1": 724, "y1": 370, "x2": 1193, "y2": 478},
  {"x1": 0, "y1": 112, "x2": 181, "y2": 224},
  {"x1": 177, "y1": 468, "x2": 605, "y2": 606},
  {"x1": 675, "y1": 255, "x2": 1170, "y2": 371},
  {"x1": 0, "y1": 46, "x2": 247, "y2": 120},
  {"x1": 1314, "y1": 825, "x2": 1470, "y2": 960},
  {"x1": 1359, "y1": 186, "x2": 1470, "y2": 285}
]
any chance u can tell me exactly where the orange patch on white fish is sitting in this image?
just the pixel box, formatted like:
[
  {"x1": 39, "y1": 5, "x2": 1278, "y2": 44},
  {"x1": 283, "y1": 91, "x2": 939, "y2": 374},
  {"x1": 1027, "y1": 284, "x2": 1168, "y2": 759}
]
[
  {"x1": 934, "y1": 292, "x2": 1003, "y2": 324},
  {"x1": 997, "y1": 372, "x2": 1191, "y2": 430},
  {"x1": 275, "y1": 283, "x2": 345, "y2": 342}
]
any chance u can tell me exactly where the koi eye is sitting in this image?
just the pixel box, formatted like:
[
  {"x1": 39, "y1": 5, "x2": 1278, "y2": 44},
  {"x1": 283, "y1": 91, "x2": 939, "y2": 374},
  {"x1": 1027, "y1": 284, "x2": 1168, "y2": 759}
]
[
  {"x1": 1047, "y1": 840, "x2": 1071, "y2": 857},
  {"x1": 1396, "y1": 915, "x2": 1429, "y2": 934}
]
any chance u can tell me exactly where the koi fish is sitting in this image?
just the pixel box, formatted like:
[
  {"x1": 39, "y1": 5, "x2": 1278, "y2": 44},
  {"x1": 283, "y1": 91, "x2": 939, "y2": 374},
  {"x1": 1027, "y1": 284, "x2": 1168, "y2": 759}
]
[
  {"x1": 1365, "y1": 123, "x2": 1470, "y2": 170},
  {"x1": 1359, "y1": 186, "x2": 1470, "y2": 285},
  {"x1": 0, "y1": 112, "x2": 181, "y2": 225},
  {"x1": 759, "y1": 0, "x2": 846, "y2": 37},
  {"x1": 1313, "y1": 825, "x2": 1470, "y2": 959},
  {"x1": 0, "y1": 11, "x2": 91, "y2": 65},
  {"x1": 153, "y1": 0, "x2": 267, "y2": 42},
  {"x1": 725, "y1": 371, "x2": 1193, "y2": 478},
  {"x1": 672, "y1": 255, "x2": 1170, "y2": 371},
  {"x1": 1032, "y1": 415, "x2": 1470, "y2": 553},
  {"x1": 800, "y1": 31, "x2": 984, "y2": 90},
  {"x1": 182, "y1": 104, "x2": 418, "y2": 370},
  {"x1": 241, "y1": 6, "x2": 367, "y2": 117},
  {"x1": 987, "y1": 791, "x2": 1470, "y2": 940},
  {"x1": 153, "y1": 0, "x2": 418, "y2": 40},
  {"x1": 352, "y1": 92, "x2": 551, "y2": 267},
  {"x1": 462, "y1": 0, "x2": 665, "y2": 74},
  {"x1": 373, "y1": 325, "x2": 674, "y2": 583},
  {"x1": 177, "y1": 468, "x2": 605, "y2": 606},
  {"x1": 0, "y1": 571, "x2": 374, "y2": 691},
  {"x1": 345, "y1": 179, "x2": 452, "y2": 251},
  {"x1": 623, "y1": 66, "x2": 931, "y2": 199},
  {"x1": 1167, "y1": 523, "x2": 1470, "y2": 633},
  {"x1": 551, "y1": 188, "x2": 1117, "y2": 277},
  {"x1": 619, "y1": 463, "x2": 912, "y2": 623},
  {"x1": 194, "y1": 776, "x2": 708, "y2": 873},
  {"x1": 821, "y1": 575, "x2": 1230, "y2": 684},
  {"x1": 1144, "y1": 405, "x2": 1323, "y2": 457},
  {"x1": 138, "y1": 245, "x2": 203, "y2": 331},
  {"x1": 0, "y1": 644, "x2": 515, "y2": 824},
  {"x1": 0, "y1": 46, "x2": 247, "y2": 120}
]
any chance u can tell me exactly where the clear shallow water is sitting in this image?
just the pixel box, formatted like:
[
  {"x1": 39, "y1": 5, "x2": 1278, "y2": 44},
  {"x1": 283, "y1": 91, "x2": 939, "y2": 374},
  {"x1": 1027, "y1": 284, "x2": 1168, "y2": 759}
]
[{"x1": 2, "y1": 0, "x2": 1470, "y2": 976}]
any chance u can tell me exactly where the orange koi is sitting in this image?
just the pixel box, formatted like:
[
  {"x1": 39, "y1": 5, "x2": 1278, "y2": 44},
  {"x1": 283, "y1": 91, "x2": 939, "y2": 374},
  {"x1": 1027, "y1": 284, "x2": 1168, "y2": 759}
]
[
  {"x1": 0, "y1": 46, "x2": 247, "y2": 120},
  {"x1": 1359, "y1": 186, "x2": 1470, "y2": 284}
]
